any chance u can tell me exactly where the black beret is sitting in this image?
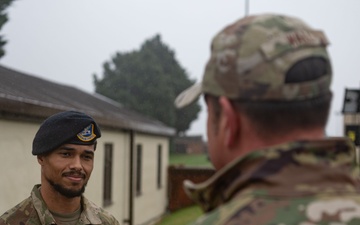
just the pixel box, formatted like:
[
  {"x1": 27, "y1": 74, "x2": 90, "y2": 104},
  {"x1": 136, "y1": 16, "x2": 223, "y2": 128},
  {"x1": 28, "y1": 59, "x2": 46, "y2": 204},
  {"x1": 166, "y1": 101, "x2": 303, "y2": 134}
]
[{"x1": 32, "y1": 111, "x2": 101, "y2": 155}]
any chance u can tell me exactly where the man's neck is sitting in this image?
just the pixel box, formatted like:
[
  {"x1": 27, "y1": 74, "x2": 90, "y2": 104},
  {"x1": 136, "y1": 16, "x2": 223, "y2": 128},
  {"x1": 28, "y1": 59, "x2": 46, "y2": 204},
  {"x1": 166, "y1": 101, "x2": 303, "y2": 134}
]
[
  {"x1": 240, "y1": 127, "x2": 326, "y2": 157},
  {"x1": 40, "y1": 183, "x2": 82, "y2": 214}
]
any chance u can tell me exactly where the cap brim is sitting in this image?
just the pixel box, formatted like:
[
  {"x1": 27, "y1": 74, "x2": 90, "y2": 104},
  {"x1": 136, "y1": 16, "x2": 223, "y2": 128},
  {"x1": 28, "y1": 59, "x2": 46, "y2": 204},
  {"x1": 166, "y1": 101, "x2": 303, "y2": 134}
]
[{"x1": 174, "y1": 83, "x2": 202, "y2": 108}]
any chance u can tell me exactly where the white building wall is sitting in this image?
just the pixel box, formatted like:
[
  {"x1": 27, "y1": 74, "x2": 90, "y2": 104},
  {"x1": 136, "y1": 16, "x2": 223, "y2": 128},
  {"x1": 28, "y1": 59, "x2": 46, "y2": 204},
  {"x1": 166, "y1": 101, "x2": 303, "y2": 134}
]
[
  {"x1": 85, "y1": 129, "x2": 130, "y2": 224},
  {"x1": 0, "y1": 119, "x2": 41, "y2": 213},
  {"x1": 133, "y1": 134, "x2": 169, "y2": 225}
]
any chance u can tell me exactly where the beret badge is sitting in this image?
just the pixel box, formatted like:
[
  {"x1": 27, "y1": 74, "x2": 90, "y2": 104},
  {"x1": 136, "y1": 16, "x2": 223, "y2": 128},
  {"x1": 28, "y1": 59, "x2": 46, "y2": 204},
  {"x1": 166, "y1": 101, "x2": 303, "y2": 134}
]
[{"x1": 77, "y1": 124, "x2": 97, "y2": 142}]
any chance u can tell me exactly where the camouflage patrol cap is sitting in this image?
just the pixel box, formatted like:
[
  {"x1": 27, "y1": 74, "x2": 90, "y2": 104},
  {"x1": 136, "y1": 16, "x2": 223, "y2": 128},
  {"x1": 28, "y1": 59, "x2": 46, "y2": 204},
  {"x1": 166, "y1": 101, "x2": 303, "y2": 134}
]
[
  {"x1": 175, "y1": 14, "x2": 331, "y2": 108},
  {"x1": 32, "y1": 111, "x2": 101, "y2": 155}
]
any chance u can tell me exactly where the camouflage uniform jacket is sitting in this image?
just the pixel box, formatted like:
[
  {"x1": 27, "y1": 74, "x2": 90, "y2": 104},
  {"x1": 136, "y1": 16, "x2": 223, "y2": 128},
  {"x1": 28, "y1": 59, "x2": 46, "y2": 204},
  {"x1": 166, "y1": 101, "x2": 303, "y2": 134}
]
[
  {"x1": 0, "y1": 184, "x2": 120, "y2": 225},
  {"x1": 185, "y1": 138, "x2": 360, "y2": 225}
]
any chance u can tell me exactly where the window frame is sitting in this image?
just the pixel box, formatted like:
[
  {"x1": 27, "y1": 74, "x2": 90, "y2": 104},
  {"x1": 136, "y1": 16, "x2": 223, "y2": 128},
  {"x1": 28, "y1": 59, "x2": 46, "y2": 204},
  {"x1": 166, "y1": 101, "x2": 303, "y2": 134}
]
[{"x1": 103, "y1": 143, "x2": 113, "y2": 207}]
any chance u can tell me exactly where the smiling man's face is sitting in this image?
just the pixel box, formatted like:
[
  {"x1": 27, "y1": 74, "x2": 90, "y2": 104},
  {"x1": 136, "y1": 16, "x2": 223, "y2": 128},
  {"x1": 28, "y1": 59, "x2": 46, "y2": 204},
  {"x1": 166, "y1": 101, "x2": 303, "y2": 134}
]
[{"x1": 38, "y1": 143, "x2": 95, "y2": 198}]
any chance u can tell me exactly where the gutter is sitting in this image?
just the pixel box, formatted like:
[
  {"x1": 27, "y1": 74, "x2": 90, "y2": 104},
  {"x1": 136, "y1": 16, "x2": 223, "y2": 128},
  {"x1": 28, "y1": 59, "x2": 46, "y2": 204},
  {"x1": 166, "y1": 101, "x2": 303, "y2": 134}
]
[{"x1": 123, "y1": 130, "x2": 134, "y2": 225}]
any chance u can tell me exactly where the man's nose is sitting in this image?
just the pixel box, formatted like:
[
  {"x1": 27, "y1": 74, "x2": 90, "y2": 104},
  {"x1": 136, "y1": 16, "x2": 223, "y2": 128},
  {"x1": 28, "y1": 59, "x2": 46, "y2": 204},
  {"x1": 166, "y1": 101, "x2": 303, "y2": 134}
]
[{"x1": 69, "y1": 156, "x2": 83, "y2": 171}]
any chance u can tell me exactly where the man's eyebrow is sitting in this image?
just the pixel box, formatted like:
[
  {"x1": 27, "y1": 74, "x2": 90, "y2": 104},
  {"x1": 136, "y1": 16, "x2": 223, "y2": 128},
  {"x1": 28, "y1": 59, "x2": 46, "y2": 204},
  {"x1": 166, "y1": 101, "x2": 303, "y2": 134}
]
[
  {"x1": 58, "y1": 146, "x2": 95, "y2": 154},
  {"x1": 84, "y1": 150, "x2": 94, "y2": 155}
]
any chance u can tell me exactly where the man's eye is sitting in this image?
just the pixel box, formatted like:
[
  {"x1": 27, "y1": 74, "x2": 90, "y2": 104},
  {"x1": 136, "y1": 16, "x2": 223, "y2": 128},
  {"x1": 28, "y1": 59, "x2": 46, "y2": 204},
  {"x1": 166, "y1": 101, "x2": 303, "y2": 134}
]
[
  {"x1": 83, "y1": 155, "x2": 93, "y2": 160},
  {"x1": 60, "y1": 152, "x2": 71, "y2": 157}
]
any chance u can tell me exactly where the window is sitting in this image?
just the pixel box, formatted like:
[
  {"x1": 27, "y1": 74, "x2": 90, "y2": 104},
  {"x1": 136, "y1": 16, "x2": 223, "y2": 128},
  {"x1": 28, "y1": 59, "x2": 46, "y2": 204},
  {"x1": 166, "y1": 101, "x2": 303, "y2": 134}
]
[
  {"x1": 135, "y1": 144, "x2": 142, "y2": 196},
  {"x1": 103, "y1": 143, "x2": 113, "y2": 207},
  {"x1": 157, "y1": 144, "x2": 162, "y2": 189}
]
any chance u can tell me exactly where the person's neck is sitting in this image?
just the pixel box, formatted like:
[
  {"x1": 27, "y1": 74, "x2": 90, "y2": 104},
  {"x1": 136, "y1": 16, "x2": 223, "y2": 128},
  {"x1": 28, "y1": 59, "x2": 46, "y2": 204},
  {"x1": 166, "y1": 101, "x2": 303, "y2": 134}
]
[
  {"x1": 40, "y1": 183, "x2": 81, "y2": 214},
  {"x1": 240, "y1": 128, "x2": 326, "y2": 157}
]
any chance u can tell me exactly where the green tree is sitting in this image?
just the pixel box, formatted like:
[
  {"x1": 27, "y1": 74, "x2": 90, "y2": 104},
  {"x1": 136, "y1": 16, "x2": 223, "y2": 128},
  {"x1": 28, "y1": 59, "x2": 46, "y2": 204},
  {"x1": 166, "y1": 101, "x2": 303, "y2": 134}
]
[
  {"x1": 93, "y1": 34, "x2": 201, "y2": 135},
  {"x1": 0, "y1": 0, "x2": 14, "y2": 58}
]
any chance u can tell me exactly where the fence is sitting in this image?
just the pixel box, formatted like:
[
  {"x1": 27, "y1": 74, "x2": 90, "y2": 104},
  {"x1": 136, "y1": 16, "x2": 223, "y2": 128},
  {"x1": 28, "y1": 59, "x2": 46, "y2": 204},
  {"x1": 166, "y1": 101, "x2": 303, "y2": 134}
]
[{"x1": 167, "y1": 165, "x2": 215, "y2": 212}]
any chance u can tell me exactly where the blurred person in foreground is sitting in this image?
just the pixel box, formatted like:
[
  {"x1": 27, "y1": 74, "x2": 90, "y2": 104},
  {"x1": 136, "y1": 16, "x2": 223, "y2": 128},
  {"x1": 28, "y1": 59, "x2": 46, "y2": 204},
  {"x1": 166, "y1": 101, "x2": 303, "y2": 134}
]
[
  {"x1": 175, "y1": 13, "x2": 360, "y2": 224},
  {"x1": 0, "y1": 111, "x2": 120, "y2": 225}
]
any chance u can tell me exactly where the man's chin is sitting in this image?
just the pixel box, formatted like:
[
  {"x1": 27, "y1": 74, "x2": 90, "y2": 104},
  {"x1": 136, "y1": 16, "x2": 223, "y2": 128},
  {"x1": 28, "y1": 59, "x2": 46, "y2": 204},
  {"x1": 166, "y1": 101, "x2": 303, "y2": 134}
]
[
  {"x1": 47, "y1": 178, "x2": 86, "y2": 198},
  {"x1": 57, "y1": 186, "x2": 85, "y2": 198}
]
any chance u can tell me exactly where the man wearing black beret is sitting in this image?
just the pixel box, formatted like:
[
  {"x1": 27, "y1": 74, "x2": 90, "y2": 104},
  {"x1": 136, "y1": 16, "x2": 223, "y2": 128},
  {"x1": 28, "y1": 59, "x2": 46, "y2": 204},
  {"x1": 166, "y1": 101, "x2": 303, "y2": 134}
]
[{"x1": 0, "y1": 111, "x2": 120, "y2": 225}]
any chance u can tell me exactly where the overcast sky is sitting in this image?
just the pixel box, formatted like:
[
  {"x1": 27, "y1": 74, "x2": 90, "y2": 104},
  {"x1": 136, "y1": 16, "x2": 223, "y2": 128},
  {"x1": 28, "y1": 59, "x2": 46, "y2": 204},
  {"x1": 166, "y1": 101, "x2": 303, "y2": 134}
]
[{"x1": 2, "y1": 0, "x2": 360, "y2": 138}]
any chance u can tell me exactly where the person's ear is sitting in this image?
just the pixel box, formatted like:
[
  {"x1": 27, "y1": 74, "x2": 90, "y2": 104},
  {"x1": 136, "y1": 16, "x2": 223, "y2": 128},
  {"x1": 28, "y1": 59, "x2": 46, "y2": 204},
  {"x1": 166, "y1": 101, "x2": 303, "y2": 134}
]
[
  {"x1": 37, "y1": 155, "x2": 45, "y2": 165},
  {"x1": 219, "y1": 97, "x2": 239, "y2": 148}
]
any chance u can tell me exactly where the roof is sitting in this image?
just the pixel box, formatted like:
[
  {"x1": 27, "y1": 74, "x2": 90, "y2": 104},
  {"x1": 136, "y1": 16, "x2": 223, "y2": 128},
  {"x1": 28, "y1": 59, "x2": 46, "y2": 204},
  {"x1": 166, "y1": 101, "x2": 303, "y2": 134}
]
[
  {"x1": 0, "y1": 65, "x2": 175, "y2": 136},
  {"x1": 175, "y1": 135, "x2": 204, "y2": 142}
]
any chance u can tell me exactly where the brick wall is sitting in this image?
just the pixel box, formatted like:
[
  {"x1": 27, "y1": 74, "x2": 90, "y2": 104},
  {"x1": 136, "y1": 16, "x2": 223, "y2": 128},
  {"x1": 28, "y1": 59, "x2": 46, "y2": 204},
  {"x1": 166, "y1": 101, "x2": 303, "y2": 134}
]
[{"x1": 167, "y1": 166, "x2": 215, "y2": 212}]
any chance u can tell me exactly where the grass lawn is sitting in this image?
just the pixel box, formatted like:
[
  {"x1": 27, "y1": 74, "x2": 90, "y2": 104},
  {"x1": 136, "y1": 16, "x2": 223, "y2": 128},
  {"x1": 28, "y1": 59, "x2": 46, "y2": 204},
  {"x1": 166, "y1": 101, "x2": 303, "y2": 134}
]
[
  {"x1": 169, "y1": 153, "x2": 213, "y2": 168},
  {"x1": 155, "y1": 205, "x2": 203, "y2": 225}
]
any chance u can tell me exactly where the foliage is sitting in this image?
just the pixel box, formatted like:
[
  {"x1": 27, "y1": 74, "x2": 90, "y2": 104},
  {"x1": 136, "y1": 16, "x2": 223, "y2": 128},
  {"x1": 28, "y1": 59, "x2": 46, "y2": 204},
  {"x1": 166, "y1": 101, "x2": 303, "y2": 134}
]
[
  {"x1": 169, "y1": 153, "x2": 213, "y2": 168},
  {"x1": 156, "y1": 205, "x2": 202, "y2": 225},
  {"x1": 0, "y1": 0, "x2": 14, "y2": 58},
  {"x1": 93, "y1": 34, "x2": 201, "y2": 134}
]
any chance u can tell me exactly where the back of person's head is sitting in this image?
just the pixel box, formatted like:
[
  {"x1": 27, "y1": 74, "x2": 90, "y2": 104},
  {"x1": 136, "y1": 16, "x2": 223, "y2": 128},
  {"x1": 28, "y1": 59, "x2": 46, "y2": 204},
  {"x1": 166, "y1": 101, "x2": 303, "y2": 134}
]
[{"x1": 175, "y1": 14, "x2": 332, "y2": 138}]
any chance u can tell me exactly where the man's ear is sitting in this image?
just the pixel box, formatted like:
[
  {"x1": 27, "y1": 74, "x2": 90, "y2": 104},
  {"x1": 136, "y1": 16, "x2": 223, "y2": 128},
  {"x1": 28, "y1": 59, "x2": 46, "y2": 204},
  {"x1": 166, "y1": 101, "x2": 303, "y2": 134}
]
[
  {"x1": 219, "y1": 97, "x2": 239, "y2": 148},
  {"x1": 37, "y1": 155, "x2": 45, "y2": 166}
]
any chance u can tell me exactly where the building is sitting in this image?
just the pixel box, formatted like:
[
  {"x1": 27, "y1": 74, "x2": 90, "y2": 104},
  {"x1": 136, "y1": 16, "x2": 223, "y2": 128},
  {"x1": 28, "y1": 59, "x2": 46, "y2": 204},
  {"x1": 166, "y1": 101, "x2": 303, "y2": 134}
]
[
  {"x1": 342, "y1": 88, "x2": 360, "y2": 160},
  {"x1": 0, "y1": 65, "x2": 175, "y2": 225},
  {"x1": 174, "y1": 135, "x2": 207, "y2": 154}
]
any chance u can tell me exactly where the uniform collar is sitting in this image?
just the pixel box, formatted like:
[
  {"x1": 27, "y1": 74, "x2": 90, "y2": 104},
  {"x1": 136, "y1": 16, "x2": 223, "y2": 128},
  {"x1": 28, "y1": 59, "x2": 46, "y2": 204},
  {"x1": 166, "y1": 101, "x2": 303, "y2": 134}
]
[
  {"x1": 31, "y1": 184, "x2": 102, "y2": 225},
  {"x1": 184, "y1": 138, "x2": 360, "y2": 212}
]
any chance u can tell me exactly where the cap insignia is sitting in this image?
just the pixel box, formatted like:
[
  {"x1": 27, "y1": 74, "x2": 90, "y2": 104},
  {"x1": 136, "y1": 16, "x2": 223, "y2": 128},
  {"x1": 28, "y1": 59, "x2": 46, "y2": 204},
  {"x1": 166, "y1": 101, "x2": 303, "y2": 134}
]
[{"x1": 77, "y1": 124, "x2": 96, "y2": 142}]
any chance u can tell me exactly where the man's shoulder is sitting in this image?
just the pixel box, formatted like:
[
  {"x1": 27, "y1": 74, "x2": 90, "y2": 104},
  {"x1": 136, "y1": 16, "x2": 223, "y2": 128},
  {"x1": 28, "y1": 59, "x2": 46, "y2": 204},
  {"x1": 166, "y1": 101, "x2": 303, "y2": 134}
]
[
  {"x1": 82, "y1": 197, "x2": 120, "y2": 225},
  {"x1": 190, "y1": 194, "x2": 360, "y2": 225},
  {"x1": 0, "y1": 197, "x2": 39, "y2": 225},
  {"x1": 93, "y1": 204, "x2": 120, "y2": 224},
  {"x1": 96, "y1": 208, "x2": 120, "y2": 224}
]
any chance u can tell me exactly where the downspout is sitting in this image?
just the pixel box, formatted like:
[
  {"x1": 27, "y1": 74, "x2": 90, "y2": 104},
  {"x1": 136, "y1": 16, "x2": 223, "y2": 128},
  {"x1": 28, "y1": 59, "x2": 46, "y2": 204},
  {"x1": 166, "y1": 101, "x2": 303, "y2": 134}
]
[
  {"x1": 129, "y1": 130, "x2": 134, "y2": 225},
  {"x1": 124, "y1": 130, "x2": 134, "y2": 225}
]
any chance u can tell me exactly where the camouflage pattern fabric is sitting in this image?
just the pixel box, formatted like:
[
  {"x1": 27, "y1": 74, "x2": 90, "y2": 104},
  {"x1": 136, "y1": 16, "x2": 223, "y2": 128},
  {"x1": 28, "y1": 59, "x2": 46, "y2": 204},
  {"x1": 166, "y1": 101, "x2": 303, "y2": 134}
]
[
  {"x1": 175, "y1": 14, "x2": 331, "y2": 108},
  {"x1": 0, "y1": 184, "x2": 120, "y2": 225},
  {"x1": 184, "y1": 138, "x2": 360, "y2": 224}
]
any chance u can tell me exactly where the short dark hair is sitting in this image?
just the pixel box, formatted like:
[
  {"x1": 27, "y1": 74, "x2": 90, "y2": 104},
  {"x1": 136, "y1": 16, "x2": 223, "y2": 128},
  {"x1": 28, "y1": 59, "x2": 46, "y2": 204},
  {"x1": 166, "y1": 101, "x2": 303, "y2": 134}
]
[{"x1": 206, "y1": 57, "x2": 332, "y2": 138}]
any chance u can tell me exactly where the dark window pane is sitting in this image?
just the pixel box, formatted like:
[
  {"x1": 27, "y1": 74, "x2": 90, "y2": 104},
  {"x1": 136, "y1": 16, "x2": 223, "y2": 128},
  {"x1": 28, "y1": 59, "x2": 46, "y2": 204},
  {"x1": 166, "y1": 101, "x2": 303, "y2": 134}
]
[
  {"x1": 157, "y1": 145, "x2": 162, "y2": 189},
  {"x1": 103, "y1": 143, "x2": 113, "y2": 206},
  {"x1": 136, "y1": 144, "x2": 142, "y2": 196}
]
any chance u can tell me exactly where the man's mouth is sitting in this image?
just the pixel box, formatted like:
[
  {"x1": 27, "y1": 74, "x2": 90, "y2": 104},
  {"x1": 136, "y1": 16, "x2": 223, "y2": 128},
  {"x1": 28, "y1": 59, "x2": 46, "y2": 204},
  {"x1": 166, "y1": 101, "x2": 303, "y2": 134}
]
[{"x1": 63, "y1": 172, "x2": 86, "y2": 182}]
